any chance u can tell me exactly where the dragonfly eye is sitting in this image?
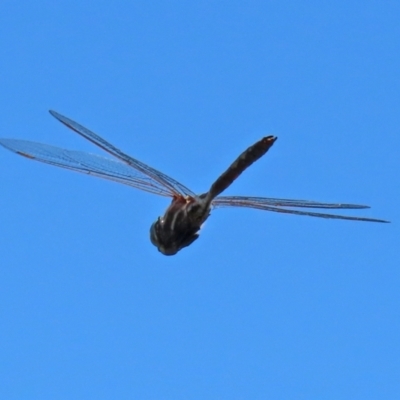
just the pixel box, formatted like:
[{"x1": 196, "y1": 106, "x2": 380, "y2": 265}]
[
  {"x1": 149, "y1": 217, "x2": 161, "y2": 247},
  {"x1": 149, "y1": 216, "x2": 200, "y2": 256}
]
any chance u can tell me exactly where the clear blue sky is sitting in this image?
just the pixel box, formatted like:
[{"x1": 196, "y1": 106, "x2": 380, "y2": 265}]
[{"x1": 0, "y1": 1, "x2": 398, "y2": 399}]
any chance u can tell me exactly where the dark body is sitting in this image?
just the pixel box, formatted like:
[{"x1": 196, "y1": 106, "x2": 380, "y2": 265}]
[
  {"x1": 150, "y1": 136, "x2": 276, "y2": 255},
  {"x1": 0, "y1": 111, "x2": 388, "y2": 255}
]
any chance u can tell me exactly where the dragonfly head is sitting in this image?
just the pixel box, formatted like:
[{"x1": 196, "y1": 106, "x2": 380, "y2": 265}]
[{"x1": 150, "y1": 217, "x2": 200, "y2": 256}]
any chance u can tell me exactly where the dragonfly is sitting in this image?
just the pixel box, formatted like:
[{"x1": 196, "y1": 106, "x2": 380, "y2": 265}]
[{"x1": 0, "y1": 111, "x2": 388, "y2": 255}]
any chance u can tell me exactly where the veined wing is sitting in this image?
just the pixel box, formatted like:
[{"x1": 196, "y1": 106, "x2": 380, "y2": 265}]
[
  {"x1": 48, "y1": 110, "x2": 195, "y2": 197},
  {"x1": 213, "y1": 196, "x2": 389, "y2": 223},
  {"x1": 0, "y1": 139, "x2": 176, "y2": 197}
]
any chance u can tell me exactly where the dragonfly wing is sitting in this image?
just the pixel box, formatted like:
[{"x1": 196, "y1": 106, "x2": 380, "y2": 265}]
[
  {"x1": 212, "y1": 196, "x2": 389, "y2": 223},
  {"x1": 49, "y1": 110, "x2": 195, "y2": 197},
  {"x1": 213, "y1": 195, "x2": 371, "y2": 209},
  {"x1": 0, "y1": 139, "x2": 174, "y2": 197}
]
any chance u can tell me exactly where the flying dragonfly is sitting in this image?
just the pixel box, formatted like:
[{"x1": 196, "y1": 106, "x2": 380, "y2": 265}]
[{"x1": 0, "y1": 111, "x2": 389, "y2": 255}]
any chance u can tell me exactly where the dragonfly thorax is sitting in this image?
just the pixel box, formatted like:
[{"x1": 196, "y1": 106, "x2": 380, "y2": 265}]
[{"x1": 150, "y1": 195, "x2": 211, "y2": 255}]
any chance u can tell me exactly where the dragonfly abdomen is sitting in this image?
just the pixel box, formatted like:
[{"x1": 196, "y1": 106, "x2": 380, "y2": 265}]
[{"x1": 207, "y1": 135, "x2": 277, "y2": 200}]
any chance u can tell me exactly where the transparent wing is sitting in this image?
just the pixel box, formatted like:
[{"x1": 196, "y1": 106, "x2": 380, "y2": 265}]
[
  {"x1": 0, "y1": 139, "x2": 177, "y2": 197},
  {"x1": 213, "y1": 196, "x2": 389, "y2": 223},
  {"x1": 48, "y1": 110, "x2": 196, "y2": 197}
]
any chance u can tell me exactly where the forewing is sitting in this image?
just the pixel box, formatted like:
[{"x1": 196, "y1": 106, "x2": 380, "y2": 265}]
[
  {"x1": 213, "y1": 196, "x2": 389, "y2": 223},
  {"x1": 0, "y1": 139, "x2": 174, "y2": 197},
  {"x1": 49, "y1": 110, "x2": 195, "y2": 197}
]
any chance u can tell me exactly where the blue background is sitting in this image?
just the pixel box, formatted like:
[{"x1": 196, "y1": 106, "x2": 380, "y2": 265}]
[{"x1": 0, "y1": 1, "x2": 398, "y2": 399}]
